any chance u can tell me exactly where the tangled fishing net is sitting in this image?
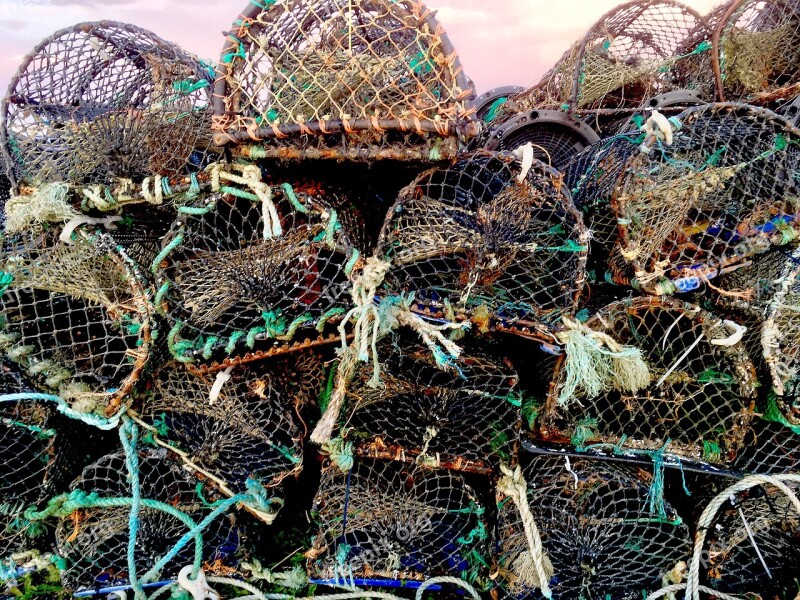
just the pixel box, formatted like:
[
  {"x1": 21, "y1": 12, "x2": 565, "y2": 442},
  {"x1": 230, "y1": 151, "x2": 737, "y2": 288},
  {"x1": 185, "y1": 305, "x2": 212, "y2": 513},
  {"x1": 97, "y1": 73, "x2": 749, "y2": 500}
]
[
  {"x1": 333, "y1": 343, "x2": 521, "y2": 473},
  {"x1": 154, "y1": 166, "x2": 357, "y2": 363},
  {"x1": 494, "y1": 453, "x2": 691, "y2": 599},
  {"x1": 0, "y1": 225, "x2": 151, "y2": 416},
  {"x1": 1, "y1": 21, "x2": 214, "y2": 188},
  {"x1": 376, "y1": 150, "x2": 588, "y2": 341},
  {"x1": 538, "y1": 297, "x2": 759, "y2": 466},
  {"x1": 308, "y1": 458, "x2": 488, "y2": 584},
  {"x1": 212, "y1": 0, "x2": 477, "y2": 161}
]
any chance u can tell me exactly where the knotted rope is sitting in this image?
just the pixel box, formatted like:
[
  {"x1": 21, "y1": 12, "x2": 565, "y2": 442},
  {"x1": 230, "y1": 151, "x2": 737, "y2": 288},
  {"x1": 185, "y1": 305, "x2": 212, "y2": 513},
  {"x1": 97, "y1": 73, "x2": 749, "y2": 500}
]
[
  {"x1": 310, "y1": 257, "x2": 468, "y2": 445},
  {"x1": 206, "y1": 163, "x2": 281, "y2": 238},
  {"x1": 555, "y1": 317, "x2": 651, "y2": 405},
  {"x1": 497, "y1": 465, "x2": 554, "y2": 599}
]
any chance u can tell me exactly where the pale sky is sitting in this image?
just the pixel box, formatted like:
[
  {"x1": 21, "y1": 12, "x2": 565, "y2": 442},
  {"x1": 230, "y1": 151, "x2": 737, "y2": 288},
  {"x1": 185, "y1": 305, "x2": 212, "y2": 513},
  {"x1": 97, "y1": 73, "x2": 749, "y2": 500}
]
[{"x1": 0, "y1": 0, "x2": 721, "y2": 94}]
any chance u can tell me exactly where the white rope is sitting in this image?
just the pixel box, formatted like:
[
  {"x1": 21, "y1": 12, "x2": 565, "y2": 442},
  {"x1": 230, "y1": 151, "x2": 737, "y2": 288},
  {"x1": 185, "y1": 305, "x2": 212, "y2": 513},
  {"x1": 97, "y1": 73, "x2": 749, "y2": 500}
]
[
  {"x1": 206, "y1": 163, "x2": 281, "y2": 237},
  {"x1": 497, "y1": 465, "x2": 553, "y2": 599},
  {"x1": 684, "y1": 474, "x2": 800, "y2": 600},
  {"x1": 641, "y1": 110, "x2": 677, "y2": 152},
  {"x1": 645, "y1": 583, "x2": 743, "y2": 600},
  {"x1": 178, "y1": 566, "x2": 219, "y2": 600},
  {"x1": 141, "y1": 176, "x2": 164, "y2": 206}
]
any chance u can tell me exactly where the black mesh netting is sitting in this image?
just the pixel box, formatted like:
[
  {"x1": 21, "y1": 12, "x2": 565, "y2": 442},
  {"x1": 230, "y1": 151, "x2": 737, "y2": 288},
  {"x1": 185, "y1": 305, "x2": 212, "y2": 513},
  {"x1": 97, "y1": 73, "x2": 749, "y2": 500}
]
[
  {"x1": 538, "y1": 297, "x2": 759, "y2": 465},
  {"x1": 308, "y1": 458, "x2": 488, "y2": 583},
  {"x1": 56, "y1": 449, "x2": 246, "y2": 592},
  {"x1": 336, "y1": 343, "x2": 520, "y2": 473},
  {"x1": 136, "y1": 361, "x2": 305, "y2": 504},
  {"x1": 494, "y1": 453, "x2": 691, "y2": 599},
  {"x1": 376, "y1": 151, "x2": 588, "y2": 340}
]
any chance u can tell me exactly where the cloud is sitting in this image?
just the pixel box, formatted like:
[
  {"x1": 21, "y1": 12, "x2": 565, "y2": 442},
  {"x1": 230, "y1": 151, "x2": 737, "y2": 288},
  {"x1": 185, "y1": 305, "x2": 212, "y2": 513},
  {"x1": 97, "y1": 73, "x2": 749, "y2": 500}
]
[{"x1": 0, "y1": 19, "x2": 27, "y2": 31}]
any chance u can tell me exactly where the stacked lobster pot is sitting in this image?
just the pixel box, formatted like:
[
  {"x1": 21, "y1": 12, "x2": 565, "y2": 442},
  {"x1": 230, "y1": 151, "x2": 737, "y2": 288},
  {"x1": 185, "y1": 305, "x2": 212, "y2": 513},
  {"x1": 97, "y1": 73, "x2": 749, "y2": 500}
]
[{"x1": 0, "y1": 0, "x2": 798, "y2": 599}]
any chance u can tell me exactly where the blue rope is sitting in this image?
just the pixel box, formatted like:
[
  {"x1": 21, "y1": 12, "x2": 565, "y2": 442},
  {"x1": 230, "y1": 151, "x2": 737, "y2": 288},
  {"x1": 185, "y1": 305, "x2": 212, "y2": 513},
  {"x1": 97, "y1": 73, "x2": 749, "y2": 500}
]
[
  {"x1": 0, "y1": 393, "x2": 121, "y2": 430},
  {"x1": 120, "y1": 418, "x2": 146, "y2": 599}
]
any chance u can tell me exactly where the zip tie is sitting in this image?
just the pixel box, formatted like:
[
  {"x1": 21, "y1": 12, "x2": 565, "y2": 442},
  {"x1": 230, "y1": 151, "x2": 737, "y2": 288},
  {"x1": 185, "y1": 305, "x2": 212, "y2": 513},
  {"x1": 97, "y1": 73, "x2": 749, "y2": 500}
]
[
  {"x1": 59, "y1": 216, "x2": 122, "y2": 245},
  {"x1": 710, "y1": 320, "x2": 746, "y2": 347},
  {"x1": 208, "y1": 366, "x2": 234, "y2": 405},
  {"x1": 513, "y1": 142, "x2": 535, "y2": 182}
]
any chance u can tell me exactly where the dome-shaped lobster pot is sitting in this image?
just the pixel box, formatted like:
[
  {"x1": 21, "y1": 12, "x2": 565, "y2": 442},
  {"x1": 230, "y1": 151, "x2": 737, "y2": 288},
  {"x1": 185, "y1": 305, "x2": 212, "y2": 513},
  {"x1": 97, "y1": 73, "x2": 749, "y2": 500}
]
[
  {"x1": 713, "y1": 0, "x2": 800, "y2": 105},
  {"x1": 0, "y1": 226, "x2": 151, "y2": 416},
  {"x1": 56, "y1": 449, "x2": 246, "y2": 592},
  {"x1": 537, "y1": 297, "x2": 759, "y2": 466},
  {"x1": 211, "y1": 0, "x2": 477, "y2": 161},
  {"x1": 1, "y1": 21, "x2": 215, "y2": 188},
  {"x1": 376, "y1": 151, "x2": 588, "y2": 343},
  {"x1": 492, "y1": 0, "x2": 713, "y2": 135},
  {"x1": 494, "y1": 453, "x2": 691, "y2": 599}
]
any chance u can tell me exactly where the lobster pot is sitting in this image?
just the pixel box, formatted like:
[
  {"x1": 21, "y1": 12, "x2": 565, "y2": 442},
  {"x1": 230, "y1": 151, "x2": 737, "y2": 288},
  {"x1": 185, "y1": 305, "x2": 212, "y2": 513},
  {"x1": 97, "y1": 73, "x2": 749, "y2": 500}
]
[
  {"x1": 137, "y1": 362, "x2": 305, "y2": 508},
  {"x1": 308, "y1": 459, "x2": 488, "y2": 583},
  {"x1": 495, "y1": 0, "x2": 713, "y2": 126},
  {"x1": 611, "y1": 103, "x2": 800, "y2": 294},
  {"x1": 1, "y1": 21, "x2": 214, "y2": 187},
  {"x1": 714, "y1": 0, "x2": 800, "y2": 104},
  {"x1": 338, "y1": 344, "x2": 521, "y2": 474},
  {"x1": 702, "y1": 479, "x2": 800, "y2": 597},
  {"x1": 376, "y1": 151, "x2": 588, "y2": 342},
  {"x1": 0, "y1": 227, "x2": 151, "y2": 416},
  {"x1": 154, "y1": 180, "x2": 357, "y2": 363},
  {"x1": 539, "y1": 298, "x2": 759, "y2": 465},
  {"x1": 762, "y1": 246, "x2": 800, "y2": 427},
  {"x1": 212, "y1": 0, "x2": 476, "y2": 161},
  {"x1": 56, "y1": 449, "x2": 245, "y2": 592},
  {"x1": 494, "y1": 453, "x2": 691, "y2": 599}
]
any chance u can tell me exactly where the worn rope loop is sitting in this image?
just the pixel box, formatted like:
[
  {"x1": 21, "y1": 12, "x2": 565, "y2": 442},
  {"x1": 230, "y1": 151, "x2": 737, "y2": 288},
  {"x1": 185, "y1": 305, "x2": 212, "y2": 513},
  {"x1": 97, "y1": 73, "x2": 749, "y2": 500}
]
[{"x1": 497, "y1": 465, "x2": 554, "y2": 599}]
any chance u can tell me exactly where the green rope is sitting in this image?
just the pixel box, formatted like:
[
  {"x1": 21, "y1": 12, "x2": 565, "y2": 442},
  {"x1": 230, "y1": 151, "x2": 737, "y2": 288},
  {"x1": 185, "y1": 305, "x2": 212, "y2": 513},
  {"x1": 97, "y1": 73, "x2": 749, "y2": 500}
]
[
  {"x1": 177, "y1": 203, "x2": 215, "y2": 216},
  {"x1": 702, "y1": 440, "x2": 722, "y2": 463},
  {"x1": 225, "y1": 331, "x2": 246, "y2": 355},
  {"x1": 201, "y1": 337, "x2": 219, "y2": 360},
  {"x1": 167, "y1": 321, "x2": 194, "y2": 363},
  {"x1": 246, "y1": 326, "x2": 267, "y2": 348},
  {"x1": 261, "y1": 311, "x2": 288, "y2": 337},
  {"x1": 120, "y1": 418, "x2": 146, "y2": 599},
  {"x1": 324, "y1": 209, "x2": 339, "y2": 247},
  {"x1": 570, "y1": 417, "x2": 599, "y2": 450},
  {"x1": 344, "y1": 250, "x2": 361, "y2": 277},
  {"x1": 321, "y1": 438, "x2": 354, "y2": 472},
  {"x1": 219, "y1": 185, "x2": 259, "y2": 202},
  {"x1": 151, "y1": 234, "x2": 184, "y2": 274},
  {"x1": 281, "y1": 183, "x2": 309, "y2": 214},
  {"x1": 316, "y1": 307, "x2": 346, "y2": 332},
  {"x1": 155, "y1": 282, "x2": 170, "y2": 314},
  {"x1": 277, "y1": 314, "x2": 314, "y2": 341},
  {"x1": 319, "y1": 363, "x2": 338, "y2": 414},
  {"x1": 0, "y1": 418, "x2": 56, "y2": 439},
  {"x1": 0, "y1": 393, "x2": 120, "y2": 430}
]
